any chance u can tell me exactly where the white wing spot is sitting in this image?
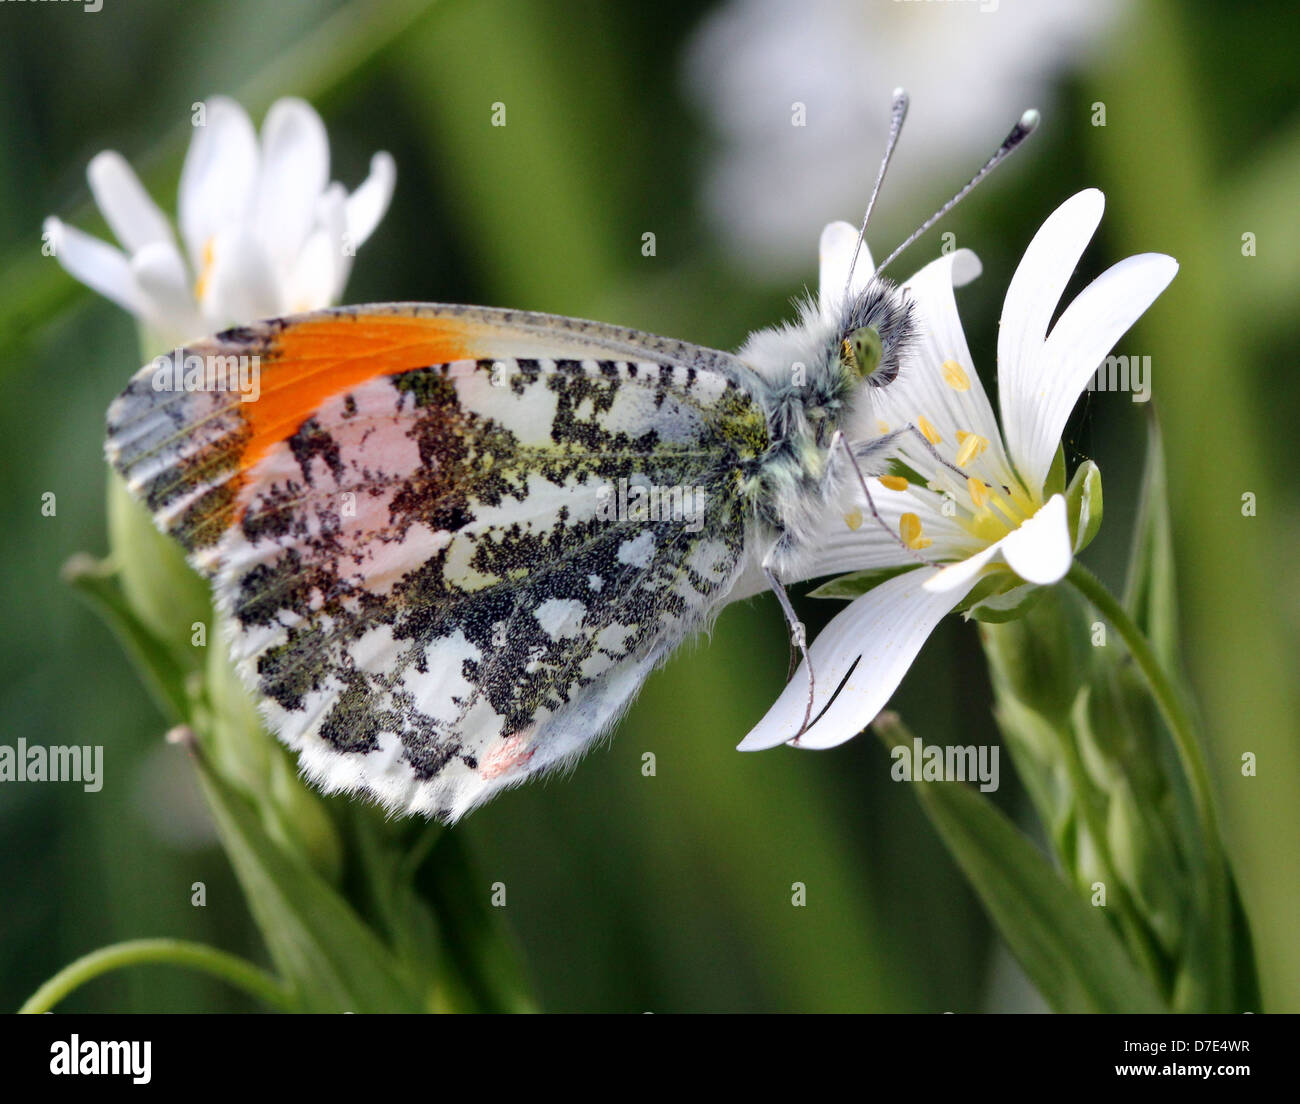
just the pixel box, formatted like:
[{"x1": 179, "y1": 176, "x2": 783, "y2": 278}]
[
  {"x1": 534, "y1": 597, "x2": 587, "y2": 640},
  {"x1": 587, "y1": 574, "x2": 604, "y2": 591},
  {"x1": 616, "y1": 531, "x2": 655, "y2": 568}
]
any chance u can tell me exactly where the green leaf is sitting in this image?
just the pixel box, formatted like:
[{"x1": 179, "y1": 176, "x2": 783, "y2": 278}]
[
  {"x1": 411, "y1": 832, "x2": 537, "y2": 1013},
  {"x1": 190, "y1": 740, "x2": 425, "y2": 1013},
  {"x1": 1226, "y1": 869, "x2": 1263, "y2": 1011},
  {"x1": 874, "y1": 713, "x2": 1167, "y2": 1012},
  {"x1": 1123, "y1": 412, "x2": 1179, "y2": 670},
  {"x1": 62, "y1": 553, "x2": 190, "y2": 725}
]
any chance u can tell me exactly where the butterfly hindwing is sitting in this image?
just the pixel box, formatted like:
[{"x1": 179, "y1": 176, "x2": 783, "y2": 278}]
[{"x1": 107, "y1": 304, "x2": 769, "y2": 819}]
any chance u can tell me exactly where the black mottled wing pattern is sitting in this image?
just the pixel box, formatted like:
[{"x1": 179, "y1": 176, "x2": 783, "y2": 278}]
[{"x1": 107, "y1": 305, "x2": 771, "y2": 819}]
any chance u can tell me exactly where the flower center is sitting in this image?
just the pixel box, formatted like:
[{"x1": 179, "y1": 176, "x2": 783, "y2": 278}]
[{"x1": 873, "y1": 353, "x2": 1048, "y2": 564}]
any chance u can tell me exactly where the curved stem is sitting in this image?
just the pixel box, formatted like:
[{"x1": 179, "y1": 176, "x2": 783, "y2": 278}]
[{"x1": 18, "y1": 939, "x2": 293, "y2": 1014}]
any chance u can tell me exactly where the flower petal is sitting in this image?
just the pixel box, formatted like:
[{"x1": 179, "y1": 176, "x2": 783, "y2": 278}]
[
  {"x1": 999, "y1": 189, "x2": 1104, "y2": 490},
  {"x1": 1013, "y1": 253, "x2": 1178, "y2": 491},
  {"x1": 789, "y1": 478, "x2": 971, "y2": 583},
  {"x1": 131, "y1": 241, "x2": 204, "y2": 343},
  {"x1": 345, "y1": 151, "x2": 396, "y2": 248},
  {"x1": 999, "y1": 493, "x2": 1072, "y2": 585},
  {"x1": 738, "y1": 566, "x2": 975, "y2": 751},
  {"x1": 287, "y1": 184, "x2": 348, "y2": 313},
  {"x1": 925, "y1": 493, "x2": 1072, "y2": 594},
  {"x1": 201, "y1": 229, "x2": 283, "y2": 325},
  {"x1": 87, "y1": 151, "x2": 175, "y2": 254},
  {"x1": 43, "y1": 216, "x2": 147, "y2": 316},
  {"x1": 875, "y1": 248, "x2": 1012, "y2": 487},
  {"x1": 179, "y1": 95, "x2": 258, "y2": 270},
  {"x1": 923, "y1": 542, "x2": 1001, "y2": 595},
  {"x1": 818, "y1": 220, "x2": 874, "y2": 321},
  {"x1": 252, "y1": 97, "x2": 330, "y2": 278}
]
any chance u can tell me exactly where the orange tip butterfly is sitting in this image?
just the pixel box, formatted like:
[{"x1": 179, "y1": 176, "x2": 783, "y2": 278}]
[{"x1": 107, "y1": 91, "x2": 1038, "y2": 820}]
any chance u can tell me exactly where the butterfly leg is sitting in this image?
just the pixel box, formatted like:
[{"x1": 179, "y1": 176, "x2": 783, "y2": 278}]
[
  {"x1": 899, "y1": 423, "x2": 1007, "y2": 495},
  {"x1": 761, "y1": 550, "x2": 815, "y2": 742},
  {"x1": 830, "y1": 430, "x2": 938, "y2": 567}
]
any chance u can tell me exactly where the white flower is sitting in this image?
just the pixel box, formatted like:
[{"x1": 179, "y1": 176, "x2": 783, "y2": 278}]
[
  {"x1": 44, "y1": 96, "x2": 396, "y2": 347},
  {"x1": 683, "y1": 0, "x2": 1122, "y2": 276},
  {"x1": 739, "y1": 189, "x2": 1177, "y2": 751}
]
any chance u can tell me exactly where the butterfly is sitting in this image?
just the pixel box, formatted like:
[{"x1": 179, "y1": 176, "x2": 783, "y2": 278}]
[{"x1": 106, "y1": 91, "x2": 1036, "y2": 821}]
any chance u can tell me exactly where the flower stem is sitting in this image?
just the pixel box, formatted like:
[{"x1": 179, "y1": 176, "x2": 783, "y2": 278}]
[{"x1": 18, "y1": 939, "x2": 293, "y2": 1014}]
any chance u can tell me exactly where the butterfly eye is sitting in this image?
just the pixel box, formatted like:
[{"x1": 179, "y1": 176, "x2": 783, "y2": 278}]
[{"x1": 841, "y1": 325, "x2": 883, "y2": 380}]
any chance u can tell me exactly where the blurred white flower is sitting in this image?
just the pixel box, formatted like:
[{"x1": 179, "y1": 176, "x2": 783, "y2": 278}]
[
  {"x1": 45, "y1": 96, "x2": 395, "y2": 347},
  {"x1": 683, "y1": 0, "x2": 1121, "y2": 275},
  {"x1": 739, "y1": 189, "x2": 1177, "y2": 751}
]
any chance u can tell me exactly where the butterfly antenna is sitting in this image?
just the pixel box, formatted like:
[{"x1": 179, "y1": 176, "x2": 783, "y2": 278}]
[
  {"x1": 843, "y1": 87, "x2": 910, "y2": 300},
  {"x1": 873, "y1": 108, "x2": 1041, "y2": 278}
]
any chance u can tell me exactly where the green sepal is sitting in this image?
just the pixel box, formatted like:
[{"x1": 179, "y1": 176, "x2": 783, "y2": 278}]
[
  {"x1": 1044, "y1": 442, "x2": 1068, "y2": 500},
  {"x1": 807, "y1": 564, "x2": 917, "y2": 600},
  {"x1": 962, "y1": 579, "x2": 1045, "y2": 623},
  {"x1": 1065, "y1": 460, "x2": 1104, "y2": 554}
]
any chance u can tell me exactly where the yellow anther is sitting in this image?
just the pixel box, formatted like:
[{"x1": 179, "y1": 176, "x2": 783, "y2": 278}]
[
  {"x1": 966, "y1": 476, "x2": 989, "y2": 508},
  {"x1": 879, "y1": 475, "x2": 909, "y2": 492},
  {"x1": 844, "y1": 509, "x2": 863, "y2": 531},
  {"x1": 899, "y1": 512, "x2": 932, "y2": 550},
  {"x1": 877, "y1": 419, "x2": 890, "y2": 434},
  {"x1": 194, "y1": 236, "x2": 217, "y2": 300},
  {"x1": 917, "y1": 416, "x2": 941, "y2": 445},
  {"x1": 954, "y1": 431, "x2": 989, "y2": 467},
  {"x1": 941, "y1": 359, "x2": 971, "y2": 391}
]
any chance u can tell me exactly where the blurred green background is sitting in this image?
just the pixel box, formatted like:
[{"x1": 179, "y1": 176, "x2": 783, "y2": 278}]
[{"x1": 1, "y1": 0, "x2": 1297, "y2": 1012}]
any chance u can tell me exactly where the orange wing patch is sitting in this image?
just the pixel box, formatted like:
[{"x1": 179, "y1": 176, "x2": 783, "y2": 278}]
[
  {"x1": 106, "y1": 308, "x2": 480, "y2": 559},
  {"x1": 242, "y1": 312, "x2": 475, "y2": 470}
]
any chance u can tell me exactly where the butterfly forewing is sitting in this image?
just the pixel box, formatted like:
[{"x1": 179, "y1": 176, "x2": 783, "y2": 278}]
[{"x1": 107, "y1": 305, "x2": 768, "y2": 819}]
